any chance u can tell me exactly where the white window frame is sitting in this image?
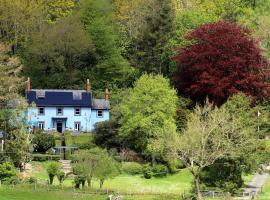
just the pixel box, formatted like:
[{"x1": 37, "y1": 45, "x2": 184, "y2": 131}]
[
  {"x1": 74, "y1": 122, "x2": 81, "y2": 132},
  {"x1": 97, "y1": 110, "x2": 103, "y2": 118},
  {"x1": 56, "y1": 107, "x2": 63, "y2": 116},
  {"x1": 38, "y1": 121, "x2": 45, "y2": 130},
  {"x1": 74, "y1": 108, "x2": 81, "y2": 116},
  {"x1": 38, "y1": 107, "x2": 45, "y2": 115}
]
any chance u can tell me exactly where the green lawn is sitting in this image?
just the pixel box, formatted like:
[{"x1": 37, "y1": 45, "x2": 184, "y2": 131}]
[
  {"x1": 258, "y1": 178, "x2": 270, "y2": 200},
  {"x1": 31, "y1": 161, "x2": 193, "y2": 195},
  {"x1": 0, "y1": 186, "x2": 180, "y2": 200}
]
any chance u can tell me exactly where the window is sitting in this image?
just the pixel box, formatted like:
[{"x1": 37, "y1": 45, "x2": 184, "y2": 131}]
[
  {"x1": 38, "y1": 107, "x2": 45, "y2": 115},
  {"x1": 73, "y1": 92, "x2": 82, "y2": 100},
  {"x1": 56, "y1": 107, "x2": 63, "y2": 116},
  {"x1": 38, "y1": 122, "x2": 45, "y2": 130},
  {"x1": 74, "y1": 122, "x2": 81, "y2": 132},
  {"x1": 97, "y1": 110, "x2": 103, "y2": 118},
  {"x1": 74, "y1": 108, "x2": 81, "y2": 116},
  {"x1": 36, "y1": 90, "x2": 45, "y2": 99}
]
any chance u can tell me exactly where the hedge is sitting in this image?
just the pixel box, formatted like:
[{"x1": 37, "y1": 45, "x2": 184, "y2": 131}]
[{"x1": 32, "y1": 154, "x2": 60, "y2": 161}]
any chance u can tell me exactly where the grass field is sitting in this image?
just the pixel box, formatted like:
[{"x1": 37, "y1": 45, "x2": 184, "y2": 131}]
[
  {"x1": 31, "y1": 161, "x2": 193, "y2": 195},
  {"x1": 0, "y1": 185, "x2": 181, "y2": 200}
]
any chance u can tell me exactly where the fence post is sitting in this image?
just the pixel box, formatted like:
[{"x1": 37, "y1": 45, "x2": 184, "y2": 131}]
[{"x1": 0, "y1": 180, "x2": 1, "y2": 187}]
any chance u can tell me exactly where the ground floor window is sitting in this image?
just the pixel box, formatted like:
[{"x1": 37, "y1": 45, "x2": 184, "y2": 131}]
[
  {"x1": 38, "y1": 121, "x2": 45, "y2": 130},
  {"x1": 74, "y1": 122, "x2": 81, "y2": 132},
  {"x1": 97, "y1": 110, "x2": 103, "y2": 118}
]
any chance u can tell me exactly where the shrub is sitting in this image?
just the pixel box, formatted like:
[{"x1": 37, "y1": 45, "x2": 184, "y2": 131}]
[
  {"x1": 32, "y1": 131, "x2": 55, "y2": 152},
  {"x1": 28, "y1": 177, "x2": 37, "y2": 184},
  {"x1": 152, "y1": 164, "x2": 169, "y2": 177},
  {"x1": 46, "y1": 161, "x2": 61, "y2": 185},
  {"x1": 32, "y1": 154, "x2": 60, "y2": 161},
  {"x1": 0, "y1": 162, "x2": 18, "y2": 184},
  {"x1": 168, "y1": 159, "x2": 186, "y2": 173},
  {"x1": 121, "y1": 162, "x2": 143, "y2": 175},
  {"x1": 143, "y1": 165, "x2": 153, "y2": 179}
]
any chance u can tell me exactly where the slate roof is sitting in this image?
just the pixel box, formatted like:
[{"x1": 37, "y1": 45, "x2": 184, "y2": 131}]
[
  {"x1": 26, "y1": 89, "x2": 92, "y2": 107},
  {"x1": 92, "y1": 99, "x2": 110, "y2": 110}
]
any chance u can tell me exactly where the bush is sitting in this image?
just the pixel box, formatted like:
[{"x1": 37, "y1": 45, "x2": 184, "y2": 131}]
[
  {"x1": 47, "y1": 161, "x2": 61, "y2": 185},
  {"x1": 121, "y1": 162, "x2": 143, "y2": 175},
  {"x1": 168, "y1": 159, "x2": 186, "y2": 173},
  {"x1": 143, "y1": 165, "x2": 153, "y2": 179},
  {"x1": 0, "y1": 162, "x2": 18, "y2": 184},
  {"x1": 32, "y1": 154, "x2": 60, "y2": 161},
  {"x1": 152, "y1": 164, "x2": 169, "y2": 177},
  {"x1": 28, "y1": 177, "x2": 37, "y2": 184},
  {"x1": 32, "y1": 131, "x2": 55, "y2": 152}
]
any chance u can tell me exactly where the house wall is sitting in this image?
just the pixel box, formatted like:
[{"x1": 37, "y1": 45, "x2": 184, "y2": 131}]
[{"x1": 27, "y1": 107, "x2": 109, "y2": 132}]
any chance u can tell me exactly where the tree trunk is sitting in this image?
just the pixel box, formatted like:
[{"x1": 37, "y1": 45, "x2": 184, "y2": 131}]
[
  {"x1": 195, "y1": 175, "x2": 202, "y2": 200},
  {"x1": 99, "y1": 179, "x2": 104, "y2": 189},
  {"x1": 87, "y1": 177, "x2": 92, "y2": 188},
  {"x1": 151, "y1": 153, "x2": 156, "y2": 167},
  {"x1": 49, "y1": 175, "x2": 54, "y2": 185}
]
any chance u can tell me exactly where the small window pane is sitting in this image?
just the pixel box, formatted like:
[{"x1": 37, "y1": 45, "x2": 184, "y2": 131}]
[
  {"x1": 57, "y1": 108, "x2": 63, "y2": 116},
  {"x1": 97, "y1": 110, "x2": 103, "y2": 117},
  {"x1": 74, "y1": 108, "x2": 81, "y2": 116},
  {"x1": 38, "y1": 107, "x2": 45, "y2": 115}
]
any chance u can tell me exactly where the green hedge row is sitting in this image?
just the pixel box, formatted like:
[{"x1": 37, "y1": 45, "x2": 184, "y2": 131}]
[{"x1": 32, "y1": 154, "x2": 60, "y2": 161}]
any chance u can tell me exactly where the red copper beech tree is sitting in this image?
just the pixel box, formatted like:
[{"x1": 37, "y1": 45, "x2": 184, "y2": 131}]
[{"x1": 174, "y1": 21, "x2": 270, "y2": 106}]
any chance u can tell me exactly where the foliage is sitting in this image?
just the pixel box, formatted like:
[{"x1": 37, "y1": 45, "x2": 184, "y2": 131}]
[
  {"x1": 119, "y1": 74, "x2": 178, "y2": 164},
  {"x1": 23, "y1": 15, "x2": 94, "y2": 89},
  {"x1": 177, "y1": 101, "x2": 255, "y2": 199},
  {"x1": 143, "y1": 164, "x2": 153, "y2": 179},
  {"x1": 121, "y1": 162, "x2": 143, "y2": 175},
  {"x1": 78, "y1": 0, "x2": 133, "y2": 90},
  {"x1": 200, "y1": 158, "x2": 244, "y2": 194},
  {"x1": 127, "y1": 0, "x2": 176, "y2": 75},
  {"x1": 45, "y1": 0, "x2": 75, "y2": 23},
  {"x1": 32, "y1": 131, "x2": 55, "y2": 152},
  {"x1": 0, "y1": 0, "x2": 43, "y2": 52},
  {"x1": 174, "y1": 21, "x2": 270, "y2": 106},
  {"x1": 46, "y1": 161, "x2": 61, "y2": 185},
  {"x1": 72, "y1": 148, "x2": 104, "y2": 188},
  {"x1": 0, "y1": 43, "x2": 24, "y2": 106},
  {"x1": 32, "y1": 154, "x2": 60, "y2": 161},
  {"x1": 94, "y1": 151, "x2": 120, "y2": 189},
  {"x1": 152, "y1": 164, "x2": 169, "y2": 177},
  {"x1": 0, "y1": 162, "x2": 18, "y2": 184}
]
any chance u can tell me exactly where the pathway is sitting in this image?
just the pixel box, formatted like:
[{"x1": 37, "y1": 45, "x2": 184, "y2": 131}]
[{"x1": 244, "y1": 173, "x2": 269, "y2": 198}]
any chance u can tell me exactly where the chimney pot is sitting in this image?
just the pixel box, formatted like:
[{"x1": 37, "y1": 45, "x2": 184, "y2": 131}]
[
  {"x1": 104, "y1": 88, "x2": 109, "y2": 100},
  {"x1": 86, "y1": 79, "x2": 91, "y2": 93},
  {"x1": 26, "y1": 77, "x2": 30, "y2": 94}
]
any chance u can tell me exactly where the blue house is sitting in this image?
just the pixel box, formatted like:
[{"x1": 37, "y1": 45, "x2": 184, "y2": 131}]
[{"x1": 26, "y1": 78, "x2": 110, "y2": 133}]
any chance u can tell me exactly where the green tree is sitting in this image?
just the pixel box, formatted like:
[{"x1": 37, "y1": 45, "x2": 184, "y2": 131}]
[
  {"x1": 0, "y1": 43, "x2": 30, "y2": 169},
  {"x1": 177, "y1": 101, "x2": 255, "y2": 199},
  {"x1": 94, "y1": 151, "x2": 119, "y2": 189},
  {"x1": 0, "y1": 162, "x2": 18, "y2": 184},
  {"x1": 23, "y1": 15, "x2": 94, "y2": 89},
  {"x1": 72, "y1": 148, "x2": 102, "y2": 189},
  {"x1": 127, "y1": 0, "x2": 175, "y2": 75},
  {"x1": 45, "y1": 0, "x2": 75, "y2": 23},
  {"x1": 119, "y1": 74, "x2": 178, "y2": 164},
  {"x1": 32, "y1": 130, "x2": 55, "y2": 153},
  {"x1": 0, "y1": 0, "x2": 43, "y2": 52},
  {"x1": 78, "y1": 0, "x2": 133, "y2": 90}
]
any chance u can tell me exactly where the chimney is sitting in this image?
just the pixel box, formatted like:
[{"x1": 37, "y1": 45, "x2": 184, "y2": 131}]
[
  {"x1": 104, "y1": 88, "x2": 109, "y2": 100},
  {"x1": 26, "y1": 77, "x2": 30, "y2": 94},
  {"x1": 86, "y1": 79, "x2": 91, "y2": 93}
]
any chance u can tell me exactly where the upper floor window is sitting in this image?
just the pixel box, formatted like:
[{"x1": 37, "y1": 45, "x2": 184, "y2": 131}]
[
  {"x1": 38, "y1": 121, "x2": 45, "y2": 130},
  {"x1": 74, "y1": 108, "x2": 81, "y2": 116},
  {"x1": 74, "y1": 122, "x2": 81, "y2": 132},
  {"x1": 97, "y1": 110, "x2": 103, "y2": 118},
  {"x1": 36, "y1": 90, "x2": 45, "y2": 99},
  {"x1": 38, "y1": 107, "x2": 45, "y2": 115},
  {"x1": 57, "y1": 107, "x2": 63, "y2": 116}
]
